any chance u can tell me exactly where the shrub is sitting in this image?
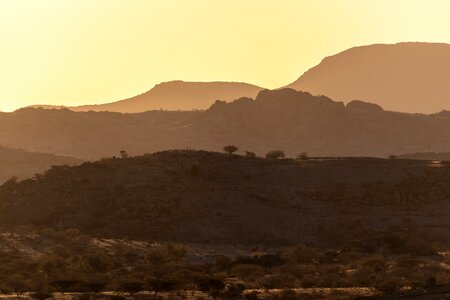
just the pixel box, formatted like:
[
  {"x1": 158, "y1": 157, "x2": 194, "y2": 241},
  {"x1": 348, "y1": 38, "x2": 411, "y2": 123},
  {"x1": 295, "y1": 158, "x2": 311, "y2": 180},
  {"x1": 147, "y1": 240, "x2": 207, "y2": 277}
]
[
  {"x1": 245, "y1": 151, "x2": 256, "y2": 158},
  {"x1": 265, "y1": 150, "x2": 285, "y2": 160}
]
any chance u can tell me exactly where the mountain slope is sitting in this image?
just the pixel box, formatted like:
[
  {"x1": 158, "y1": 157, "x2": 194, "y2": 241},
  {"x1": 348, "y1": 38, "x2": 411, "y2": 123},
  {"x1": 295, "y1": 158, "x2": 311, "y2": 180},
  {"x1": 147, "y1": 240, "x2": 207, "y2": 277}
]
[
  {"x1": 0, "y1": 146, "x2": 82, "y2": 183},
  {"x1": 287, "y1": 42, "x2": 450, "y2": 113},
  {"x1": 32, "y1": 81, "x2": 264, "y2": 113},
  {"x1": 4, "y1": 88, "x2": 450, "y2": 159},
  {"x1": 0, "y1": 150, "x2": 449, "y2": 244}
]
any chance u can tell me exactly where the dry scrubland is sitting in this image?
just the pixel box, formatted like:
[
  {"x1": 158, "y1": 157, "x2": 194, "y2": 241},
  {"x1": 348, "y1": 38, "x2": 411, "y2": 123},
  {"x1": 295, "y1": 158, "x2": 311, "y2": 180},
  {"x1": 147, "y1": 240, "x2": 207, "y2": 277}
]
[{"x1": 0, "y1": 150, "x2": 450, "y2": 298}]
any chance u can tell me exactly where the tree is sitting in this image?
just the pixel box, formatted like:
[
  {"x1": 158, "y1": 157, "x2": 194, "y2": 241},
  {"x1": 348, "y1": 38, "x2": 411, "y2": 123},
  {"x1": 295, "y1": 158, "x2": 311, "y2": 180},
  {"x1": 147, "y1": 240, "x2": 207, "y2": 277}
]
[
  {"x1": 297, "y1": 152, "x2": 309, "y2": 161},
  {"x1": 223, "y1": 145, "x2": 238, "y2": 155},
  {"x1": 265, "y1": 150, "x2": 285, "y2": 160},
  {"x1": 85, "y1": 280, "x2": 106, "y2": 294},
  {"x1": 120, "y1": 150, "x2": 129, "y2": 159},
  {"x1": 148, "y1": 277, "x2": 176, "y2": 300},
  {"x1": 195, "y1": 277, "x2": 225, "y2": 300},
  {"x1": 29, "y1": 293, "x2": 52, "y2": 300},
  {"x1": 3, "y1": 275, "x2": 30, "y2": 298},
  {"x1": 120, "y1": 280, "x2": 144, "y2": 296},
  {"x1": 50, "y1": 279, "x2": 80, "y2": 294}
]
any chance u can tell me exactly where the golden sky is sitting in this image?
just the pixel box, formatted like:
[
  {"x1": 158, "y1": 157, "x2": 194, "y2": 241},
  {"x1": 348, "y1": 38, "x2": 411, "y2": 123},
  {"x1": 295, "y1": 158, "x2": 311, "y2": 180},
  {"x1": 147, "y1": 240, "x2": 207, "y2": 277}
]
[{"x1": 1, "y1": 0, "x2": 450, "y2": 111}]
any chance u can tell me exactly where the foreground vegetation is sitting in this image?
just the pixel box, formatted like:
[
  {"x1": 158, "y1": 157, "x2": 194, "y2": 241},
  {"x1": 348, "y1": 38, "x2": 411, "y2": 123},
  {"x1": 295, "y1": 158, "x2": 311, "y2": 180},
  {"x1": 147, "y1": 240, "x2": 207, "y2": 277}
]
[
  {"x1": 1, "y1": 150, "x2": 450, "y2": 299},
  {"x1": 0, "y1": 224, "x2": 448, "y2": 299}
]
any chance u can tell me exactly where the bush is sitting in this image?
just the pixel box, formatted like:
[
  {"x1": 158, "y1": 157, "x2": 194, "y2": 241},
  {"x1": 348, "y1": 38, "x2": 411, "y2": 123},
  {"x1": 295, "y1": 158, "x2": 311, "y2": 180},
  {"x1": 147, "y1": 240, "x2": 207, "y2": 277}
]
[{"x1": 265, "y1": 150, "x2": 285, "y2": 160}]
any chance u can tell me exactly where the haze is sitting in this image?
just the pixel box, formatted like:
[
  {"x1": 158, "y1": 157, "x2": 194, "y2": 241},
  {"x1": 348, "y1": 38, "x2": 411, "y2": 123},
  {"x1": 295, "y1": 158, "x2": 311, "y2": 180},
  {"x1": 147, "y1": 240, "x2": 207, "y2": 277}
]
[{"x1": 2, "y1": 0, "x2": 450, "y2": 112}]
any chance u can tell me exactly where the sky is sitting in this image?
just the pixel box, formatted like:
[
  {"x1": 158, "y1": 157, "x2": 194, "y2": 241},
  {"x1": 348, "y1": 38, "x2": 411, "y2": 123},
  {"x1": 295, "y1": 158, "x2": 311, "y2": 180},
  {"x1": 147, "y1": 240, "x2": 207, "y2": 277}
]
[{"x1": 1, "y1": 0, "x2": 450, "y2": 112}]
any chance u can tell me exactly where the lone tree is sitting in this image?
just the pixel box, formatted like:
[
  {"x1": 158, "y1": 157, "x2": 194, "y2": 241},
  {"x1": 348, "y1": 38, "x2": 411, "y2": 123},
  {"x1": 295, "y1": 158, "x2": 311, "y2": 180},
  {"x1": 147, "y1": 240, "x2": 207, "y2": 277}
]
[
  {"x1": 223, "y1": 145, "x2": 238, "y2": 155},
  {"x1": 120, "y1": 150, "x2": 129, "y2": 159},
  {"x1": 297, "y1": 152, "x2": 309, "y2": 161},
  {"x1": 265, "y1": 150, "x2": 285, "y2": 160}
]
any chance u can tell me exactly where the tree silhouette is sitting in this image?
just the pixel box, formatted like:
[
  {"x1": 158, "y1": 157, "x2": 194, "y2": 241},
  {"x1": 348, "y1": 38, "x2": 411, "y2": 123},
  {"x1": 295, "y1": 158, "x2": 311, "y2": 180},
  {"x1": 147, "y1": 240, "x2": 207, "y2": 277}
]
[
  {"x1": 195, "y1": 277, "x2": 225, "y2": 300},
  {"x1": 120, "y1": 150, "x2": 129, "y2": 159},
  {"x1": 50, "y1": 279, "x2": 80, "y2": 294},
  {"x1": 223, "y1": 145, "x2": 238, "y2": 155},
  {"x1": 297, "y1": 152, "x2": 309, "y2": 161}
]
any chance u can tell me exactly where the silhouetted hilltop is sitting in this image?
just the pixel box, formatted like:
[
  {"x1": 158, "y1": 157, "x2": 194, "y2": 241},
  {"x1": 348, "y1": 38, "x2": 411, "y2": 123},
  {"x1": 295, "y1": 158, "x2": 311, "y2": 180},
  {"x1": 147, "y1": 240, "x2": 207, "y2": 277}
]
[
  {"x1": 4, "y1": 89, "x2": 450, "y2": 159},
  {"x1": 287, "y1": 42, "x2": 450, "y2": 113},
  {"x1": 0, "y1": 145, "x2": 82, "y2": 183},
  {"x1": 1, "y1": 150, "x2": 449, "y2": 245},
  {"x1": 31, "y1": 81, "x2": 263, "y2": 113}
]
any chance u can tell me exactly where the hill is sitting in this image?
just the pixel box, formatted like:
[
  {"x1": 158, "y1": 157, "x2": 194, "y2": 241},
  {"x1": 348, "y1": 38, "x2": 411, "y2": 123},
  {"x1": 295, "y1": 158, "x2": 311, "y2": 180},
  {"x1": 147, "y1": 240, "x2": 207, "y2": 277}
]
[
  {"x1": 31, "y1": 81, "x2": 264, "y2": 113},
  {"x1": 287, "y1": 42, "x2": 450, "y2": 113},
  {"x1": 4, "y1": 88, "x2": 450, "y2": 159},
  {"x1": 0, "y1": 146, "x2": 82, "y2": 183},
  {"x1": 1, "y1": 150, "x2": 449, "y2": 245},
  {"x1": 398, "y1": 152, "x2": 450, "y2": 161}
]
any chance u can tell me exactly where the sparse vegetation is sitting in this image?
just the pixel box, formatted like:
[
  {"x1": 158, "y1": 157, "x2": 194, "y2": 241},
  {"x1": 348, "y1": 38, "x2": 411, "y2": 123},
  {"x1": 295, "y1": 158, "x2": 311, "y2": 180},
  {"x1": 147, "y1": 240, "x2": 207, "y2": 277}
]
[
  {"x1": 265, "y1": 150, "x2": 285, "y2": 160},
  {"x1": 224, "y1": 145, "x2": 239, "y2": 155},
  {"x1": 0, "y1": 150, "x2": 449, "y2": 298}
]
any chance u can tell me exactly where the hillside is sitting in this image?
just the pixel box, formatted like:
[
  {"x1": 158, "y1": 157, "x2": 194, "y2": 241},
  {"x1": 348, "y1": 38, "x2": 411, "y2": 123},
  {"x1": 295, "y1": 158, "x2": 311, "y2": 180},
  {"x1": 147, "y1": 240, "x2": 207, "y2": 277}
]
[
  {"x1": 3, "y1": 89, "x2": 450, "y2": 160},
  {"x1": 1, "y1": 150, "x2": 449, "y2": 245},
  {"x1": 0, "y1": 146, "x2": 82, "y2": 183},
  {"x1": 287, "y1": 42, "x2": 450, "y2": 113},
  {"x1": 31, "y1": 81, "x2": 264, "y2": 113}
]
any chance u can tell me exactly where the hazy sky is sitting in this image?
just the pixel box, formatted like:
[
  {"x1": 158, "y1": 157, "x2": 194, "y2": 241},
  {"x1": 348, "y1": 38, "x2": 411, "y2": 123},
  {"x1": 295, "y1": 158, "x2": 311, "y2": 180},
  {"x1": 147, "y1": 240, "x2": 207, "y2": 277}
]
[{"x1": 1, "y1": 0, "x2": 450, "y2": 111}]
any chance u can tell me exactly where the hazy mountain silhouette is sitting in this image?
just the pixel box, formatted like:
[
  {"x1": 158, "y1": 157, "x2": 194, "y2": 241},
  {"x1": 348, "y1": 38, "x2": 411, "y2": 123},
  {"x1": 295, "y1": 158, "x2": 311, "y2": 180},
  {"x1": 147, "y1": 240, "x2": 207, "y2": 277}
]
[
  {"x1": 287, "y1": 42, "x2": 450, "y2": 113},
  {"x1": 32, "y1": 81, "x2": 263, "y2": 113},
  {"x1": 5, "y1": 89, "x2": 450, "y2": 159},
  {"x1": 0, "y1": 145, "x2": 82, "y2": 183}
]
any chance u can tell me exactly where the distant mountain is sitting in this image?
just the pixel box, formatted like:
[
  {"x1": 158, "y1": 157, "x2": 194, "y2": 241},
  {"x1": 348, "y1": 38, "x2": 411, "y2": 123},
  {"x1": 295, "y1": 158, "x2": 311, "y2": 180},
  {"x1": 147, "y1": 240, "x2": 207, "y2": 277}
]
[
  {"x1": 287, "y1": 42, "x2": 450, "y2": 113},
  {"x1": 31, "y1": 81, "x2": 264, "y2": 113},
  {"x1": 0, "y1": 146, "x2": 82, "y2": 183},
  {"x1": 4, "y1": 89, "x2": 450, "y2": 160},
  {"x1": 0, "y1": 150, "x2": 449, "y2": 243}
]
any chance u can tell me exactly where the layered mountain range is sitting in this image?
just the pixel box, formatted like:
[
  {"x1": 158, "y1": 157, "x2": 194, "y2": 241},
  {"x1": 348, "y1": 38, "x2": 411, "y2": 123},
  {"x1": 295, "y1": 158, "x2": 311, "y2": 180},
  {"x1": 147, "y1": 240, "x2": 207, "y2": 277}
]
[{"x1": 4, "y1": 88, "x2": 450, "y2": 160}]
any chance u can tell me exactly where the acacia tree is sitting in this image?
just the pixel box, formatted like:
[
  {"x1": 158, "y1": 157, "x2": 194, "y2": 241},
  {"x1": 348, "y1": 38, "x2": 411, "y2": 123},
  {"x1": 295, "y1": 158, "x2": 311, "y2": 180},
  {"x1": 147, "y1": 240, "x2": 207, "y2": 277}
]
[
  {"x1": 120, "y1": 150, "x2": 129, "y2": 159},
  {"x1": 223, "y1": 145, "x2": 238, "y2": 155},
  {"x1": 49, "y1": 279, "x2": 80, "y2": 294}
]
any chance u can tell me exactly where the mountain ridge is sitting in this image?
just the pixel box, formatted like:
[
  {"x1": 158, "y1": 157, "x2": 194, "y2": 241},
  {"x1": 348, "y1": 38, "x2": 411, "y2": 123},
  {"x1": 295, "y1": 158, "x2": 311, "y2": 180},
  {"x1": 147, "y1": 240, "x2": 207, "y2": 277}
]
[
  {"x1": 30, "y1": 80, "x2": 264, "y2": 113},
  {"x1": 287, "y1": 42, "x2": 450, "y2": 113},
  {"x1": 5, "y1": 88, "x2": 450, "y2": 160}
]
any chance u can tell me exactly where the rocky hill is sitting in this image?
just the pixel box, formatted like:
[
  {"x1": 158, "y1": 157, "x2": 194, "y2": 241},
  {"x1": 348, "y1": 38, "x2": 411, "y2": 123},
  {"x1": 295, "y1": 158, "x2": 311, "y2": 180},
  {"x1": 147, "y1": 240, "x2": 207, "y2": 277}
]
[
  {"x1": 287, "y1": 42, "x2": 450, "y2": 113},
  {"x1": 1, "y1": 150, "x2": 449, "y2": 245},
  {"x1": 0, "y1": 146, "x2": 82, "y2": 183},
  {"x1": 4, "y1": 88, "x2": 450, "y2": 160}
]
